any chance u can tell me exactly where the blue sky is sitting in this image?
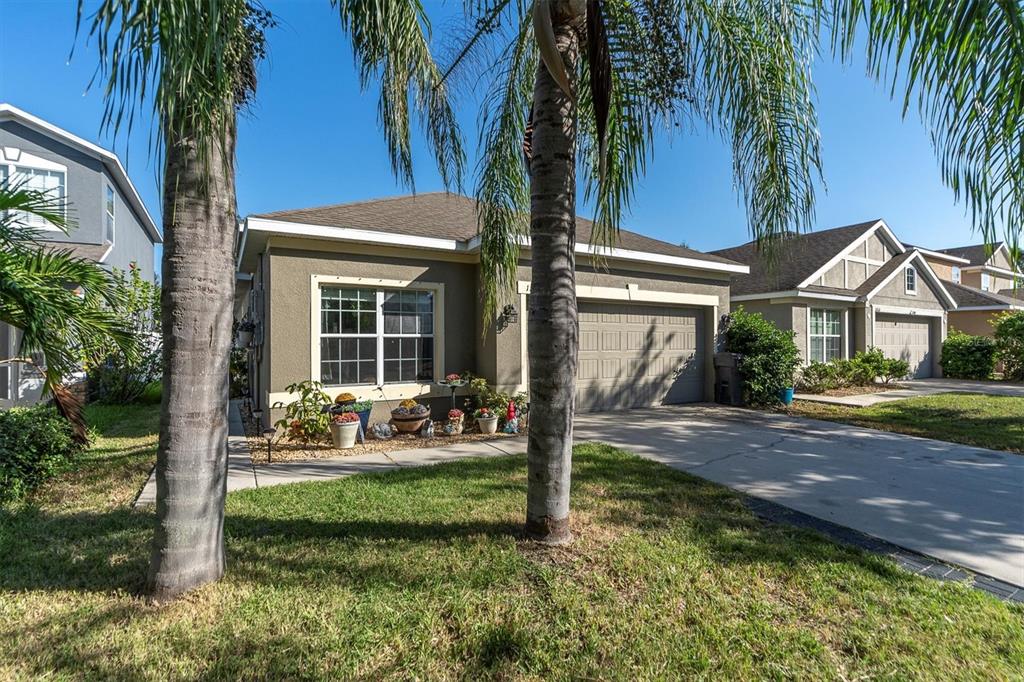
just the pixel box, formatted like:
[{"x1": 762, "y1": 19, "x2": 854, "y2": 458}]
[{"x1": 0, "y1": 0, "x2": 983, "y2": 254}]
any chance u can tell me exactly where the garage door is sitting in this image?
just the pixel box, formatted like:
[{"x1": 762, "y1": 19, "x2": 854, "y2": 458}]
[
  {"x1": 576, "y1": 301, "x2": 705, "y2": 411},
  {"x1": 875, "y1": 313, "x2": 933, "y2": 378}
]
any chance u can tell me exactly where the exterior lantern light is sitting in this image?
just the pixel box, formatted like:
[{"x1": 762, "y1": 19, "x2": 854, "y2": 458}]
[
  {"x1": 497, "y1": 304, "x2": 518, "y2": 333},
  {"x1": 262, "y1": 427, "x2": 276, "y2": 464}
]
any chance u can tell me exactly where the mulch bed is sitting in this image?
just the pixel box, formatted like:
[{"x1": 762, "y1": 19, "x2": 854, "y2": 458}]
[
  {"x1": 807, "y1": 383, "x2": 907, "y2": 397},
  {"x1": 241, "y1": 408, "x2": 521, "y2": 464}
]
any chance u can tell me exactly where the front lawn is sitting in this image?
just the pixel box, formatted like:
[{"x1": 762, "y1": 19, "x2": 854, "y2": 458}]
[
  {"x1": 787, "y1": 393, "x2": 1024, "y2": 454},
  {"x1": 1, "y1": 416, "x2": 1022, "y2": 678}
]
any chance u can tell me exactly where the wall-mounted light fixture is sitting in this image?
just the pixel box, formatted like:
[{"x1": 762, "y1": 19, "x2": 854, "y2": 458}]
[{"x1": 497, "y1": 304, "x2": 519, "y2": 333}]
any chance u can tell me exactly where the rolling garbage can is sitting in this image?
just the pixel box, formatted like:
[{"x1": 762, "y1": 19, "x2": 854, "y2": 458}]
[{"x1": 714, "y1": 352, "x2": 745, "y2": 406}]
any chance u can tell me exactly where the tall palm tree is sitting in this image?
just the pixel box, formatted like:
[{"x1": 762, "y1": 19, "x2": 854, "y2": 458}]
[
  {"x1": 79, "y1": 0, "x2": 463, "y2": 600},
  {"x1": 461, "y1": 0, "x2": 1023, "y2": 544},
  {"x1": 0, "y1": 182, "x2": 137, "y2": 441}
]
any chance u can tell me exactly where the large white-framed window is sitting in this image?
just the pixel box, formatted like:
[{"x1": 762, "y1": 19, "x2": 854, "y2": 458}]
[
  {"x1": 318, "y1": 284, "x2": 436, "y2": 387},
  {"x1": 809, "y1": 308, "x2": 841, "y2": 363},
  {"x1": 13, "y1": 166, "x2": 66, "y2": 230},
  {"x1": 981, "y1": 272, "x2": 992, "y2": 291},
  {"x1": 904, "y1": 266, "x2": 918, "y2": 294},
  {"x1": 0, "y1": 323, "x2": 10, "y2": 402},
  {"x1": 951, "y1": 265, "x2": 961, "y2": 283},
  {"x1": 104, "y1": 184, "x2": 116, "y2": 243}
]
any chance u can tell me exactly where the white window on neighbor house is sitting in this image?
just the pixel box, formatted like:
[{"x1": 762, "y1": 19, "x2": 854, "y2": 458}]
[
  {"x1": 319, "y1": 287, "x2": 435, "y2": 387},
  {"x1": 905, "y1": 266, "x2": 918, "y2": 294},
  {"x1": 809, "y1": 309, "x2": 841, "y2": 364},
  {"x1": 0, "y1": 324, "x2": 9, "y2": 401},
  {"x1": 105, "y1": 185, "x2": 115, "y2": 243},
  {"x1": 951, "y1": 266, "x2": 961, "y2": 283},
  {"x1": 981, "y1": 273, "x2": 992, "y2": 291},
  {"x1": 13, "y1": 166, "x2": 66, "y2": 230}
]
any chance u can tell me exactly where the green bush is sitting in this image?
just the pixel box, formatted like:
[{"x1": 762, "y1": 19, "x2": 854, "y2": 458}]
[
  {"x1": 465, "y1": 374, "x2": 527, "y2": 426},
  {"x1": 993, "y1": 311, "x2": 1024, "y2": 381},
  {"x1": 797, "y1": 348, "x2": 909, "y2": 393},
  {"x1": 723, "y1": 308, "x2": 801, "y2": 406},
  {"x1": 878, "y1": 357, "x2": 911, "y2": 383},
  {"x1": 0, "y1": 405, "x2": 84, "y2": 502},
  {"x1": 940, "y1": 330, "x2": 996, "y2": 380},
  {"x1": 797, "y1": 362, "x2": 839, "y2": 393},
  {"x1": 273, "y1": 380, "x2": 331, "y2": 442}
]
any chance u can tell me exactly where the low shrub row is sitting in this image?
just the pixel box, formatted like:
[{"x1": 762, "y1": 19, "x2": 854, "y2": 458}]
[
  {"x1": 940, "y1": 330, "x2": 997, "y2": 379},
  {"x1": 797, "y1": 348, "x2": 910, "y2": 394},
  {"x1": 994, "y1": 310, "x2": 1024, "y2": 381},
  {"x1": 0, "y1": 405, "x2": 85, "y2": 503}
]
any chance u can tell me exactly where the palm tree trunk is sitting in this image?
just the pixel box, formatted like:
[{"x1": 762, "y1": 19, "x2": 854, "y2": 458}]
[
  {"x1": 525, "y1": 2, "x2": 583, "y2": 545},
  {"x1": 147, "y1": 118, "x2": 237, "y2": 600}
]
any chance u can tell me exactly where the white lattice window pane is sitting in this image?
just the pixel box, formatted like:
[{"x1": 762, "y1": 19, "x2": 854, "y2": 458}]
[{"x1": 810, "y1": 337, "x2": 824, "y2": 363}]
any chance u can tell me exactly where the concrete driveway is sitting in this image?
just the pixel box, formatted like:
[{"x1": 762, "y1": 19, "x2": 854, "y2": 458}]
[{"x1": 574, "y1": 405, "x2": 1024, "y2": 587}]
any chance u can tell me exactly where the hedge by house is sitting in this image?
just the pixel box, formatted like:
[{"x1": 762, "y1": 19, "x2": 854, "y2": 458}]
[
  {"x1": 940, "y1": 330, "x2": 996, "y2": 380},
  {"x1": 722, "y1": 308, "x2": 801, "y2": 406},
  {"x1": 0, "y1": 405, "x2": 84, "y2": 503},
  {"x1": 797, "y1": 348, "x2": 910, "y2": 393},
  {"x1": 993, "y1": 310, "x2": 1024, "y2": 381}
]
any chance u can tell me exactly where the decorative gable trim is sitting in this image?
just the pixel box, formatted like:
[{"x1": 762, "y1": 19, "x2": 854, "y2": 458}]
[
  {"x1": 795, "y1": 220, "x2": 904, "y2": 289},
  {"x1": 861, "y1": 251, "x2": 958, "y2": 309}
]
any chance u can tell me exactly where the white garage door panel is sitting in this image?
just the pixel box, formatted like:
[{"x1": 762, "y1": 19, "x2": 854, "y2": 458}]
[
  {"x1": 576, "y1": 302, "x2": 704, "y2": 411},
  {"x1": 875, "y1": 313, "x2": 933, "y2": 378}
]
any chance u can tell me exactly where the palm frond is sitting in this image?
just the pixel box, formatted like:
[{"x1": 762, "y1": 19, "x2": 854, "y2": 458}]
[
  {"x1": 832, "y1": 0, "x2": 1024, "y2": 256},
  {"x1": 0, "y1": 178, "x2": 71, "y2": 249},
  {"x1": 683, "y1": 0, "x2": 823, "y2": 257},
  {"x1": 334, "y1": 0, "x2": 466, "y2": 190}
]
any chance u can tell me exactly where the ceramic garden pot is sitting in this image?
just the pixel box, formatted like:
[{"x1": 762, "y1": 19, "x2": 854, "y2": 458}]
[
  {"x1": 476, "y1": 416, "x2": 499, "y2": 434},
  {"x1": 391, "y1": 408, "x2": 431, "y2": 433},
  {"x1": 330, "y1": 421, "x2": 360, "y2": 449}
]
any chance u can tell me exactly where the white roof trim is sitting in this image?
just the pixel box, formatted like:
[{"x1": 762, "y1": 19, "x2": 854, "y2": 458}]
[
  {"x1": 242, "y1": 217, "x2": 748, "y2": 274},
  {"x1": 862, "y1": 251, "x2": 958, "y2": 309},
  {"x1": 914, "y1": 246, "x2": 971, "y2": 264},
  {"x1": 0, "y1": 103, "x2": 162, "y2": 244},
  {"x1": 956, "y1": 304, "x2": 1024, "y2": 311},
  {"x1": 731, "y1": 290, "x2": 859, "y2": 303},
  {"x1": 796, "y1": 220, "x2": 904, "y2": 289},
  {"x1": 961, "y1": 263, "x2": 1022, "y2": 278}
]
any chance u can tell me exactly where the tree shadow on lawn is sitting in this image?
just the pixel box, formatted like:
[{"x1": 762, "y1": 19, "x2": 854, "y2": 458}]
[{"x1": 1, "y1": 447, "x2": 913, "y2": 598}]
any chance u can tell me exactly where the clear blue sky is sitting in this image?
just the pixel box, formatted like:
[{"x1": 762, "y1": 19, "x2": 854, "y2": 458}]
[{"x1": 0, "y1": 0, "x2": 983, "y2": 255}]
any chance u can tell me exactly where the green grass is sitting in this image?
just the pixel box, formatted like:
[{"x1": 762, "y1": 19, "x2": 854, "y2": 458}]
[
  {"x1": 1, "y1": 412, "x2": 1022, "y2": 679},
  {"x1": 787, "y1": 393, "x2": 1024, "y2": 454}
]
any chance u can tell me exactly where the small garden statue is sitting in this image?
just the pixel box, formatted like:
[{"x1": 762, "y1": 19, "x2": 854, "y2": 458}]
[
  {"x1": 370, "y1": 422, "x2": 396, "y2": 440},
  {"x1": 503, "y1": 400, "x2": 519, "y2": 434},
  {"x1": 419, "y1": 419, "x2": 435, "y2": 438}
]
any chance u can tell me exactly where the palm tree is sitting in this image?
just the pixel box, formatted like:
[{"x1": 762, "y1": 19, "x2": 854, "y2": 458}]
[
  {"x1": 79, "y1": 0, "x2": 463, "y2": 600},
  {"x1": 461, "y1": 0, "x2": 1023, "y2": 544},
  {"x1": 0, "y1": 181, "x2": 137, "y2": 441}
]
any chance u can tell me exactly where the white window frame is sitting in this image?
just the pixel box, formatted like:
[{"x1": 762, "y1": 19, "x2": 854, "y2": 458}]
[
  {"x1": 981, "y1": 272, "x2": 992, "y2": 291},
  {"x1": 104, "y1": 184, "x2": 116, "y2": 244},
  {"x1": 1, "y1": 150, "x2": 68, "y2": 232},
  {"x1": 808, "y1": 308, "x2": 842, "y2": 364},
  {"x1": 951, "y1": 266, "x2": 961, "y2": 284},
  {"x1": 309, "y1": 275, "x2": 445, "y2": 399},
  {"x1": 904, "y1": 266, "x2": 918, "y2": 295}
]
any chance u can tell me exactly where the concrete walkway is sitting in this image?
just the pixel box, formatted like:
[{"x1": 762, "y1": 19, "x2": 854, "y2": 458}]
[{"x1": 795, "y1": 377, "x2": 1024, "y2": 407}]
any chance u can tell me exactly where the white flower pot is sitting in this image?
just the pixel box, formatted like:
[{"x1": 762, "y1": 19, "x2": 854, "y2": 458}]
[
  {"x1": 236, "y1": 330, "x2": 253, "y2": 348},
  {"x1": 330, "y1": 421, "x2": 360, "y2": 449},
  {"x1": 477, "y1": 416, "x2": 499, "y2": 434}
]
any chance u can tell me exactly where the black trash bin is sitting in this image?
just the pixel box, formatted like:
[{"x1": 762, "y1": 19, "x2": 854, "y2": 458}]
[{"x1": 714, "y1": 352, "x2": 744, "y2": 406}]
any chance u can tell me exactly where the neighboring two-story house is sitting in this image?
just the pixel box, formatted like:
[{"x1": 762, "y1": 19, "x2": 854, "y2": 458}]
[
  {"x1": 916, "y1": 242, "x2": 1023, "y2": 337},
  {"x1": 0, "y1": 103, "x2": 162, "y2": 407},
  {"x1": 711, "y1": 220, "x2": 956, "y2": 378}
]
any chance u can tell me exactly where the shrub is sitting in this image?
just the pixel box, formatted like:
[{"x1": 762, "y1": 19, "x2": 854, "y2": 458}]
[
  {"x1": 273, "y1": 380, "x2": 331, "y2": 442},
  {"x1": 993, "y1": 311, "x2": 1024, "y2": 381},
  {"x1": 878, "y1": 357, "x2": 911, "y2": 383},
  {"x1": 0, "y1": 405, "x2": 83, "y2": 502},
  {"x1": 796, "y1": 348, "x2": 909, "y2": 392},
  {"x1": 722, "y1": 308, "x2": 801, "y2": 406},
  {"x1": 797, "y1": 362, "x2": 838, "y2": 393},
  {"x1": 940, "y1": 330, "x2": 996, "y2": 380},
  {"x1": 465, "y1": 374, "x2": 527, "y2": 425}
]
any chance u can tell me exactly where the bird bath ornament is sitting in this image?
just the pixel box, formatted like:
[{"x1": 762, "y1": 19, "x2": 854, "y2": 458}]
[{"x1": 437, "y1": 373, "x2": 468, "y2": 410}]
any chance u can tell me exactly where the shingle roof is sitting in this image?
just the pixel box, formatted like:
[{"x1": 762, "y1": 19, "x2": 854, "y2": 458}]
[
  {"x1": 41, "y1": 240, "x2": 110, "y2": 263},
  {"x1": 708, "y1": 220, "x2": 881, "y2": 295},
  {"x1": 936, "y1": 242, "x2": 1003, "y2": 266},
  {"x1": 251, "y1": 192, "x2": 741, "y2": 266},
  {"x1": 947, "y1": 282, "x2": 1023, "y2": 308},
  {"x1": 996, "y1": 288, "x2": 1024, "y2": 304}
]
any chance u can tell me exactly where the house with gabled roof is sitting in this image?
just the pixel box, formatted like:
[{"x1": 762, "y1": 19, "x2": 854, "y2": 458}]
[{"x1": 711, "y1": 219, "x2": 957, "y2": 378}]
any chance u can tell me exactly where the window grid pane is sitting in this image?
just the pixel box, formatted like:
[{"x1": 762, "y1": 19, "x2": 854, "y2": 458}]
[{"x1": 809, "y1": 308, "x2": 842, "y2": 364}]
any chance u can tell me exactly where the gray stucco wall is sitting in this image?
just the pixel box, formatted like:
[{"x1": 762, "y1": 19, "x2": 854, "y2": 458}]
[
  {"x1": 735, "y1": 300, "x2": 793, "y2": 331},
  {"x1": 0, "y1": 120, "x2": 156, "y2": 279},
  {"x1": 871, "y1": 269, "x2": 946, "y2": 309}
]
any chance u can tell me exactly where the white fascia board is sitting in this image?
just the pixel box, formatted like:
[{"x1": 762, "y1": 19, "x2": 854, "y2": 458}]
[
  {"x1": 962, "y1": 263, "x2": 1022, "y2": 278},
  {"x1": 731, "y1": 290, "x2": 858, "y2": 303},
  {"x1": 795, "y1": 220, "x2": 904, "y2": 289},
  {"x1": 576, "y1": 243, "x2": 749, "y2": 274},
  {"x1": 0, "y1": 103, "x2": 162, "y2": 244},
  {"x1": 518, "y1": 280, "x2": 720, "y2": 307},
  {"x1": 873, "y1": 304, "x2": 946, "y2": 318},
  {"x1": 862, "y1": 251, "x2": 958, "y2": 309},
  {"x1": 245, "y1": 217, "x2": 468, "y2": 252},
  {"x1": 915, "y1": 247, "x2": 971, "y2": 264},
  {"x1": 955, "y1": 304, "x2": 1022, "y2": 311}
]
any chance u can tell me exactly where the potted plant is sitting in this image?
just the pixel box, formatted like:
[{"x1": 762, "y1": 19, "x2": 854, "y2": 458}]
[
  {"x1": 235, "y1": 320, "x2": 255, "y2": 348},
  {"x1": 391, "y1": 398, "x2": 431, "y2": 433},
  {"x1": 334, "y1": 391, "x2": 356, "y2": 407},
  {"x1": 330, "y1": 411, "x2": 361, "y2": 449},
  {"x1": 475, "y1": 407, "x2": 498, "y2": 434},
  {"x1": 443, "y1": 408, "x2": 464, "y2": 435}
]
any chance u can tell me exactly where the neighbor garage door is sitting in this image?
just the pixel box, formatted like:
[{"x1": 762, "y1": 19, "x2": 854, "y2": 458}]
[
  {"x1": 875, "y1": 313, "x2": 933, "y2": 378},
  {"x1": 576, "y1": 301, "x2": 705, "y2": 411}
]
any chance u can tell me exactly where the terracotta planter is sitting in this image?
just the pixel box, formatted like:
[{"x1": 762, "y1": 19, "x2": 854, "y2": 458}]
[
  {"x1": 391, "y1": 408, "x2": 431, "y2": 433},
  {"x1": 330, "y1": 421, "x2": 360, "y2": 449},
  {"x1": 476, "y1": 416, "x2": 498, "y2": 434}
]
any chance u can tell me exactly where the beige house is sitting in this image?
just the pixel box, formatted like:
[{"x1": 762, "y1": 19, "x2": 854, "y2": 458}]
[
  {"x1": 711, "y1": 220, "x2": 957, "y2": 378},
  {"x1": 916, "y1": 243, "x2": 1024, "y2": 336},
  {"x1": 234, "y1": 193, "x2": 748, "y2": 423}
]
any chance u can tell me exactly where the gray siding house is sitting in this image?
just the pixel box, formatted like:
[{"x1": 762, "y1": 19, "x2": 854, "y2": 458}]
[
  {"x1": 0, "y1": 103, "x2": 162, "y2": 407},
  {"x1": 711, "y1": 220, "x2": 957, "y2": 378},
  {"x1": 234, "y1": 193, "x2": 748, "y2": 425}
]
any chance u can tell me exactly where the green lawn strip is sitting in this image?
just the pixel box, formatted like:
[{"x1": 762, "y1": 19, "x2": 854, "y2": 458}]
[
  {"x1": 787, "y1": 393, "x2": 1024, "y2": 454},
  {"x1": 2, "y1": 434, "x2": 1022, "y2": 680}
]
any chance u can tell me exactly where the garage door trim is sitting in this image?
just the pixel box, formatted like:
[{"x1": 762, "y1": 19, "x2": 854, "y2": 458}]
[{"x1": 517, "y1": 280, "x2": 720, "y2": 308}]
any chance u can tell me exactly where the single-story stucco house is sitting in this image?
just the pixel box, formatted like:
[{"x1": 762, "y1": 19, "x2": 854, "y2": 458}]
[
  {"x1": 710, "y1": 219, "x2": 957, "y2": 378},
  {"x1": 234, "y1": 193, "x2": 748, "y2": 424}
]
